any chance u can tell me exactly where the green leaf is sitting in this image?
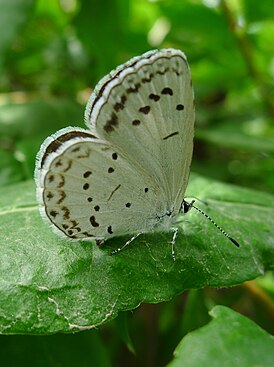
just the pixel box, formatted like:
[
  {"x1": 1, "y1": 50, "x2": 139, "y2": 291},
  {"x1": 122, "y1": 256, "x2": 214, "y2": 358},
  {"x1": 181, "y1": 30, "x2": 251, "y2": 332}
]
[
  {"x1": 0, "y1": 174, "x2": 273, "y2": 334},
  {"x1": 168, "y1": 305, "x2": 274, "y2": 367}
]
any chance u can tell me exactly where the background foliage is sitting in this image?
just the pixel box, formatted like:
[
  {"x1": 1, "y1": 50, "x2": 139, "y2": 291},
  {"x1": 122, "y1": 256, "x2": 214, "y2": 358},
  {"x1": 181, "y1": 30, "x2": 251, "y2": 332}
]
[{"x1": 0, "y1": 0, "x2": 274, "y2": 366}]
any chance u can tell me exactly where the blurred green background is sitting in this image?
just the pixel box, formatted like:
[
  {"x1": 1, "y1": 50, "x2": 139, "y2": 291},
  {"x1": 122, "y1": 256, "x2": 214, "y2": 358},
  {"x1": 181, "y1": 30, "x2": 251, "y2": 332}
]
[
  {"x1": 1, "y1": 0, "x2": 274, "y2": 192},
  {"x1": 0, "y1": 0, "x2": 273, "y2": 366}
]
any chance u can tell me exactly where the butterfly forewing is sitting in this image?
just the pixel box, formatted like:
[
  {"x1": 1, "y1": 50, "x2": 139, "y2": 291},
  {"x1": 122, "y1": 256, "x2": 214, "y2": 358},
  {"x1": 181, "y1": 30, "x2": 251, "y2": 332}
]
[{"x1": 85, "y1": 49, "x2": 194, "y2": 212}]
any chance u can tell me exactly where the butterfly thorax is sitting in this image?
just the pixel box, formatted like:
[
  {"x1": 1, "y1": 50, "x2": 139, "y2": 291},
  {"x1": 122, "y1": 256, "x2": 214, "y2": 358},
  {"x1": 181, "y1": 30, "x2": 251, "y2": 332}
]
[{"x1": 151, "y1": 206, "x2": 180, "y2": 232}]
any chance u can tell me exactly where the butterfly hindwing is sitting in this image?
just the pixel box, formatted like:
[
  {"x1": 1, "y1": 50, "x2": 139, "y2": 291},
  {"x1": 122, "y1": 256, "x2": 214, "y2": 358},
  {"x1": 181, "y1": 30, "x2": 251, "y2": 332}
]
[{"x1": 36, "y1": 128, "x2": 168, "y2": 240}]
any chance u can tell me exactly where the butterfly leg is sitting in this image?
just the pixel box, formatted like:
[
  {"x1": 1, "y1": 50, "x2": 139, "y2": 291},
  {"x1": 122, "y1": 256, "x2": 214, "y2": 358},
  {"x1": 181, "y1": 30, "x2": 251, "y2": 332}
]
[
  {"x1": 111, "y1": 232, "x2": 143, "y2": 256},
  {"x1": 171, "y1": 227, "x2": 179, "y2": 262}
]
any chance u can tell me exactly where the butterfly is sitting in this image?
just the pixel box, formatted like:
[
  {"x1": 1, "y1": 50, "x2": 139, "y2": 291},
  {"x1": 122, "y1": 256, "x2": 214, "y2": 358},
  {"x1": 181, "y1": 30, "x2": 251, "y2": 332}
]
[{"x1": 35, "y1": 48, "x2": 239, "y2": 261}]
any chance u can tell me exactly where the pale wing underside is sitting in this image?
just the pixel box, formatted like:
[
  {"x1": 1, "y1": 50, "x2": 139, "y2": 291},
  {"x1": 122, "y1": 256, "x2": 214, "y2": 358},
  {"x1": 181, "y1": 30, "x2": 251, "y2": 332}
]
[
  {"x1": 35, "y1": 49, "x2": 195, "y2": 241},
  {"x1": 85, "y1": 49, "x2": 195, "y2": 213},
  {"x1": 36, "y1": 128, "x2": 167, "y2": 240}
]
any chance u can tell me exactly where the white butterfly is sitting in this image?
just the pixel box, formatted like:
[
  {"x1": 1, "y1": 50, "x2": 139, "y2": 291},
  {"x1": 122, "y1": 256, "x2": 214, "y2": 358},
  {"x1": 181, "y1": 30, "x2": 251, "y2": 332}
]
[{"x1": 35, "y1": 48, "x2": 238, "y2": 260}]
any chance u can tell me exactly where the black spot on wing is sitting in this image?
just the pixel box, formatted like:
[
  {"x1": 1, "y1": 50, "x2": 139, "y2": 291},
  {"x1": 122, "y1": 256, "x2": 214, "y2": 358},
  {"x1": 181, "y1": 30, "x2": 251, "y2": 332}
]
[
  {"x1": 161, "y1": 87, "x2": 173, "y2": 96},
  {"x1": 83, "y1": 183, "x2": 89, "y2": 190},
  {"x1": 149, "y1": 93, "x2": 160, "y2": 102},
  {"x1": 61, "y1": 206, "x2": 70, "y2": 220},
  {"x1": 108, "y1": 184, "x2": 121, "y2": 201},
  {"x1": 104, "y1": 112, "x2": 119, "y2": 133},
  {"x1": 132, "y1": 119, "x2": 141, "y2": 126},
  {"x1": 90, "y1": 215, "x2": 99, "y2": 227},
  {"x1": 126, "y1": 82, "x2": 141, "y2": 94},
  {"x1": 163, "y1": 131, "x2": 179, "y2": 140},
  {"x1": 176, "y1": 104, "x2": 184, "y2": 111},
  {"x1": 114, "y1": 102, "x2": 124, "y2": 112},
  {"x1": 50, "y1": 210, "x2": 58, "y2": 218},
  {"x1": 83, "y1": 171, "x2": 92, "y2": 178},
  {"x1": 57, "y1": 175, "x2": 65, "y2": 188},
  {"x1": 107, "y1": 225, "x2": 113, "y2": 234},
  {"x1": 139, "y1": 106, "x2": 150, "y2": 114},
  {"x1": 57, "y1": 191, "x2": 66, "y2": 204},
  {"x1": 46, "y1": 191, "x2": 54, "y2": 200}
]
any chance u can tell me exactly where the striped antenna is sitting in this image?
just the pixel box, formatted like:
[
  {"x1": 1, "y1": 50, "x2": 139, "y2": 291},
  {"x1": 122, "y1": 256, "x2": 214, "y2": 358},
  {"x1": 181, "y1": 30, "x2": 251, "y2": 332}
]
[{"x1": 182, "y1": 200, "x2": 240, "y2": 248}]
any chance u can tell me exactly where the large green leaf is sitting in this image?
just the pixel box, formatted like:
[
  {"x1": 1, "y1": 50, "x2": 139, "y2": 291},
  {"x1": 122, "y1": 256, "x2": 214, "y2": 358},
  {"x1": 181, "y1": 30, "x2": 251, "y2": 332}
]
[
  {"x1": 0, "y1": 174, "x2": 273, "y2": 334},
  {"x1": 168, "y1": 305, "x2": 274, "y2": 367}
]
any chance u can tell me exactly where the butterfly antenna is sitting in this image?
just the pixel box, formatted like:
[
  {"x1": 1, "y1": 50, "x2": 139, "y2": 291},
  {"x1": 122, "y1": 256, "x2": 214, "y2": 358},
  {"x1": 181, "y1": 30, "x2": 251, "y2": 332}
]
[{"x1": 184, "y1": 200, "x2": 240, "y2": 248}]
